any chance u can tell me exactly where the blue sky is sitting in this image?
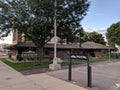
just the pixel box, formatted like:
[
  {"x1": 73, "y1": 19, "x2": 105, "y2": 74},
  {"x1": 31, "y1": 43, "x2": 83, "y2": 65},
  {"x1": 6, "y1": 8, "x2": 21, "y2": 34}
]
[
  {"x1": 82, "y1": 0, "x2": 120, "y2": 37},
  {"x1": 0, "y1": 0, "x2": 120, "y2": 44}
]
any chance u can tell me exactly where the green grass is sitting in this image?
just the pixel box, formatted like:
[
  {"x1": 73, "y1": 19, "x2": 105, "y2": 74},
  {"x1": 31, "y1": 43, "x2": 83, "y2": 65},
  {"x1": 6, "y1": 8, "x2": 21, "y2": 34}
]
[
  {"x1": 1, "y1": 58, "x2": 52, "y2": 71},
  {"x1": 90, "y1": 57, "x2": 119, "y2": 63},
  {"x1": 0, "y1": 58, "x2": 83, "y2": 71},
  {"x1": 0, "y1": 57, "x2": 120, "y2": 72},
  {"x1": 61, "y1": 61, "x2": 83, "y2": 66}
]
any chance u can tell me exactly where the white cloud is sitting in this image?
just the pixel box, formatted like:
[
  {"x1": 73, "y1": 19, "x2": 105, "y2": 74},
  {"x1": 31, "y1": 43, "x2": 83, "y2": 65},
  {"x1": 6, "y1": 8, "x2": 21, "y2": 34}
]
[
  {"x1": 84, "y1": 28, "x2": 107, "y2": 33},
  {"x1": 84, "y1": 27, "x2": 107, "y2": 41}
]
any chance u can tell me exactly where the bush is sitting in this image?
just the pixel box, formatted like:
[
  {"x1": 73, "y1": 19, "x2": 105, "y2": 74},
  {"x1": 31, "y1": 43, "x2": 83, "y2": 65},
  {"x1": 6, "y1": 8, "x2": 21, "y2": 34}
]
[{"x1": 111, "y1": 53, "x2": 120, "y2": 59}]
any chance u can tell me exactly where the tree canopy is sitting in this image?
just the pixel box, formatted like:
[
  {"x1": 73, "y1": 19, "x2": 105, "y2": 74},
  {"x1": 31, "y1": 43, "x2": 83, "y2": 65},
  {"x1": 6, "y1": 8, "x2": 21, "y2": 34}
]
[
  {"x1": 82, "y1": 31, "x2": 106, "y2": 45},
  {"x1": 106, "y1": 22, "x2": 120, "y2": 46},
  {"x1": 0, "y1": 0, "x2": 90, "y2": 48}
]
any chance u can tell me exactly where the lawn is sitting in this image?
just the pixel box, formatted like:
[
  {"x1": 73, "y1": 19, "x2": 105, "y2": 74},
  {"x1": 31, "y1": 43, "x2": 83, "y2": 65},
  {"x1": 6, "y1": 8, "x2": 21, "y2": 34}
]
[
  {"x1": 1, "y1": 58, "x2": 52, "y2": 71},
  {"x1": 0, "y1": 57, "x2": 119, "y2": 72},
  {"x1": 0, "y1": 58, "x2": 83, "y2": 71}
]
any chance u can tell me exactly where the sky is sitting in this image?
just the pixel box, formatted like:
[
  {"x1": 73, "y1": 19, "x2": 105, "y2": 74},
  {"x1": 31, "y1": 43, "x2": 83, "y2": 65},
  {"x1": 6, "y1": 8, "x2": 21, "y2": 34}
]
[
  {"x1": 81, "y1": 0, "x2": 120, "y2": 40},
  {"x1": 0, "y1": 0, "x2": 120, "y2": 44}
]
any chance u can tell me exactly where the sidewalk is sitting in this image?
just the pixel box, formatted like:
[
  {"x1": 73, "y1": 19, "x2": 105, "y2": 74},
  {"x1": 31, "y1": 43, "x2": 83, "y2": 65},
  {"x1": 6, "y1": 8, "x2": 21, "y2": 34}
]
[{"x1": 0, "y1": 61, "x2": 87, "y2": 90}]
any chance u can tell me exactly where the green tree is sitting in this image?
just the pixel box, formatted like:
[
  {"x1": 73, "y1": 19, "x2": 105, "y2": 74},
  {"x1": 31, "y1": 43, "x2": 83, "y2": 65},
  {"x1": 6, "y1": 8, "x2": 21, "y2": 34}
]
[
  {"x1": 83, "y1": 31, "x2": 106, "y2": 45},
  {"x1": 0, "y1": 0, "x2": 90, "y2": 61},
  {"x1": 106, "y1": 22, "x2": 120, "y2": 46},
  {"x1": 73, "y1": 27, "x2": 85, "y2": 46}
]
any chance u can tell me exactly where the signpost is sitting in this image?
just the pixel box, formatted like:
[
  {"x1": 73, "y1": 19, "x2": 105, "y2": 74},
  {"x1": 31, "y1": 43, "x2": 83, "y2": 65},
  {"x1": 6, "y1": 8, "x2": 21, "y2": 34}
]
[
  {"x1": 68, "y1": 52, "x2": 92, "y2": 87},
  {"x1": 23, "y1": 50, "x2": 37, "y2": 65}
]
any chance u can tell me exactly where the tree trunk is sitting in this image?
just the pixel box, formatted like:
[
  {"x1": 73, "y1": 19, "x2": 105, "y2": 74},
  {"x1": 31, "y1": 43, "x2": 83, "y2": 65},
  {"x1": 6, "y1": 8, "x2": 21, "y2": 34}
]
[{"x1": 37, "y1": 47, "x2": 44, "y2": 64}]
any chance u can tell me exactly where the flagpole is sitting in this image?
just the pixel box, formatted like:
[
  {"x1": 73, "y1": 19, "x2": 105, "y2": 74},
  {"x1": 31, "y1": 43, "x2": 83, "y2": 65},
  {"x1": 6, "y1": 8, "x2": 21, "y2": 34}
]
[
  {"x1": 49, "y1": 0, "x2": 61, "y2": 70},
  {"x1": 53, "y1": 0, "x2": 57, "y2": 64}
]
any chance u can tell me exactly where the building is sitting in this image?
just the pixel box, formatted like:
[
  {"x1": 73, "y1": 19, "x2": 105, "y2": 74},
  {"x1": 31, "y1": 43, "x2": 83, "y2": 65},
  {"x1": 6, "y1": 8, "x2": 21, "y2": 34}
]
[
  {"x1": 0, "y1": 44, "x2": 10, "y2": 56},
  {"x1": 5, "y1": 29, "x2": 116, "y2": 61}
]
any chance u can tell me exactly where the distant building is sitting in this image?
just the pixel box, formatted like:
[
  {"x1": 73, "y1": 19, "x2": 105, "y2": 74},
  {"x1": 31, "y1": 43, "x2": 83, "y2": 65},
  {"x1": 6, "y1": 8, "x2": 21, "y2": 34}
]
[
  {"x1": 0, "y1": 44, "x2": 10, "y2": 52},
  {"x1": 0, "y1": 44, "x2": 10, "y2": 56}
]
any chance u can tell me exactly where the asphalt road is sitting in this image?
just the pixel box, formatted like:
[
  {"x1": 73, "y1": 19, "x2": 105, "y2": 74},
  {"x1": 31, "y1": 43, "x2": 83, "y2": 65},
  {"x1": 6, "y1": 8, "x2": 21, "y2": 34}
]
[{"x1": 47, "y1": 60, "x2": 120, "y2": 90}]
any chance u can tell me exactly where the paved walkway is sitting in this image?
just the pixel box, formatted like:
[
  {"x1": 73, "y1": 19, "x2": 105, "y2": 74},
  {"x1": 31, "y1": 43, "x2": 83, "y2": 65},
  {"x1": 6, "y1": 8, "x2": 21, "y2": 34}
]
[
  {"x1": 47, "y1": 60, "x2": 120, "y2": 90},
  {"x1": 0, "y1": 61, "x2": 87, "y2": 90}
]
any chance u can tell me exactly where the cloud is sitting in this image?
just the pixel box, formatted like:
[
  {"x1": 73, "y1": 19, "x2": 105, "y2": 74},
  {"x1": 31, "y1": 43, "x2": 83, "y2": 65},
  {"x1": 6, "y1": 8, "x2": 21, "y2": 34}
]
[
  {"x1": 84, "y1": 27, "x2": 107, "y2": 41},
  {"x1": 84, "y1": 28, "x2": 107, "y2": 33}
]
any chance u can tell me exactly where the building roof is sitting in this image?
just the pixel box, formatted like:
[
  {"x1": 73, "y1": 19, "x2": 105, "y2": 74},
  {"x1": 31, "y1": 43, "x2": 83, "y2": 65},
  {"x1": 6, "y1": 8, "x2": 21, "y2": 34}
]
[
  {"x1": 5, "y1": 41, "x2": 116, "y2": 50},
  {"x1": 81, "y1": 41, "x2": 109, "y2": 49}
]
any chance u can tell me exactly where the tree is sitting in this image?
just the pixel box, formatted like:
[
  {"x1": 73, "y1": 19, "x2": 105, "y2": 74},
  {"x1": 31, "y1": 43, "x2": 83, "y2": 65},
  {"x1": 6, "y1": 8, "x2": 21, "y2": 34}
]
[
  {"x1": 73, "y1": 27, "x2": 85, "y2": 46},
  {"x1": 0, "y1": 0, "x2": 55, "y2": 48},
  {"x1": 106, "y1": 22, "x2": 120, "y2": 46},
  {"x1": 56, "y1": 0, "x2": 90, "y2": 43},
  {"x1": 0, "y1": 0, "x2": 90, "y2": 61},
  {"x1": 82, "y1": 31, "x2": 106, "y2": 45}
]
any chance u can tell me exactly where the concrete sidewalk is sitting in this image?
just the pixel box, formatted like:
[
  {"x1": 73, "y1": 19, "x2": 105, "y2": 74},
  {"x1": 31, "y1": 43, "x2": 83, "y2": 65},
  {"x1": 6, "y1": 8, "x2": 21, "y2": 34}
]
[{"x1": 0, "y1": 61, "x2": 87, "y2": 90}]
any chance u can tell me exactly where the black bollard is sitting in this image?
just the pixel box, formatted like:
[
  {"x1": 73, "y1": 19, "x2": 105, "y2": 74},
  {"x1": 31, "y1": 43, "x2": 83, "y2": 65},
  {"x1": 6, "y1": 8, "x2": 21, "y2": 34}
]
[
  {"x1": 87, "y1": 54, "x2": 92, "y2": 87},
  {"x1": 88, "y1": 66, "x2": 92, "y2": 87},
  {"x1": 68, "y1": 56, "x2": 72, "y2": 81}
]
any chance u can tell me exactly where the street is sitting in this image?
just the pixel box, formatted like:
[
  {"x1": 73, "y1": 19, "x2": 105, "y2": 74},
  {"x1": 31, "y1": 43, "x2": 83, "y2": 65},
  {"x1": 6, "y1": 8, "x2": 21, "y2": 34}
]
[{"x1": 47, "y1": 60, "x2": 120, "y2": 90}]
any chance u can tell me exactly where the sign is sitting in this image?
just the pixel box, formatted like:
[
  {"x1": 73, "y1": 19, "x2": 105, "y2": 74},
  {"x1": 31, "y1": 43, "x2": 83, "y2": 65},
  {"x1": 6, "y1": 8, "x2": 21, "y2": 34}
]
[
  {"x1": 70, "y1": 54, "x2": 88, "y2": 60},
  {"x1": 68, "y1": 53, "x2": 92, "y2": 87},
  {"x1": 23, "y1": 50, "x2": 37, "y2": 58}
]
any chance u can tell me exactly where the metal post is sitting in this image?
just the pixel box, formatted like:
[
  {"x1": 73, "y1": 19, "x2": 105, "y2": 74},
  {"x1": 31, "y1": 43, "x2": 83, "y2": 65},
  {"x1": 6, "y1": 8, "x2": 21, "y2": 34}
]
[
  {"x1": 109, "y1": 47, "x2": 110, "y2": 61},
  {"x1": 87, "y1": 54, "x2": 92, "y2": 87},
  {"x1": 68, "y1": 50, "x2": 72, "y2": 81},
  {"x1": 24, "y1": 58, "x2": 27, "y2": 66},
  {"x1": 88, "y1": 66, "x2": 92, "y2": 87},
  {"x1": 107, "y1": 44, "x2": 111, "y2": 61},
  {"x1": 87, "y1": 54, "x2": 90, "y2": 67},
  {"x1": 34, "y1": 55, "x2": 37, "y2": 66}
]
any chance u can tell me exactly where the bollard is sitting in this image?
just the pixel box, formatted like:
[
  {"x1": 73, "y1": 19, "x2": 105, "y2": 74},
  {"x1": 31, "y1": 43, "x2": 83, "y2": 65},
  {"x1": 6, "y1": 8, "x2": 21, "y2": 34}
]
[
  {"x1": 68, "y1": 57, "x2": 72, "y2": 81},
  {"x1": 88, "y1": 66, "x2": 92, "y2": 87}
]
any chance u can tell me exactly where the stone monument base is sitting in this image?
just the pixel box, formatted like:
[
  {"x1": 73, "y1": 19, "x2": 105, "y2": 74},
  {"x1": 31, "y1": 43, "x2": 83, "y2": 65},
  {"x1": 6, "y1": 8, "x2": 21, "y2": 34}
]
[{"x1": 49, "y1": 64, "x2": 61, "y2": 70}]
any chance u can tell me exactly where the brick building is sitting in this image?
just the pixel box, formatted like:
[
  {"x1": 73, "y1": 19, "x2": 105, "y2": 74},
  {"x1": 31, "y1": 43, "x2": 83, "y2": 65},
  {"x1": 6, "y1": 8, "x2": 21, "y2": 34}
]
[{"x1": 6, "y1": 29, "x2": 115, "y2": 61}]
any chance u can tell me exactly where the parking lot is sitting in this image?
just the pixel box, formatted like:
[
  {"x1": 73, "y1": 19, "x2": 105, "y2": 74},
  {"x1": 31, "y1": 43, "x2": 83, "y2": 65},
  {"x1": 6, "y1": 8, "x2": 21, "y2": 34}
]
[{"x1": 47, "y1": 60, "x2": 120, "y2": 90}]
